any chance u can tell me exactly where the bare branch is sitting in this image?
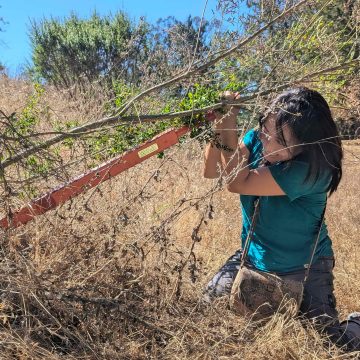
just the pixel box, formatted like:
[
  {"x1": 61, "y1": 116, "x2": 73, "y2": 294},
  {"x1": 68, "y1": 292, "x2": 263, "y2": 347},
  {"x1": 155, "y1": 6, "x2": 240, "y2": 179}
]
[
  {"x1": 115, "y1": 0, "x2": 309, "y2": 117},
  {"x1": 1, "y1": 59, "x2": 357, "y2": 170}
]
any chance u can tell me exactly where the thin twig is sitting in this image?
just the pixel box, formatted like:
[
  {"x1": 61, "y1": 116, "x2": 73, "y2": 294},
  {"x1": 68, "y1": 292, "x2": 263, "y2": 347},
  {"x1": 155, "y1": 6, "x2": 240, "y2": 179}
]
[{"x1": 1, "y1": 58, "x2": 357, "y2": 171}]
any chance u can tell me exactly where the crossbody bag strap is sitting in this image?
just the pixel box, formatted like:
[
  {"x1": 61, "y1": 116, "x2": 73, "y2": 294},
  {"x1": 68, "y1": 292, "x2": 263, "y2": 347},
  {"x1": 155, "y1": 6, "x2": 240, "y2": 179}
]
[
  {"x1": 239, "y1": 198, "x2": 260, "y2": 269},
  {"x1": 303, "y1": 199, "x2": 327, "y2": 283}
]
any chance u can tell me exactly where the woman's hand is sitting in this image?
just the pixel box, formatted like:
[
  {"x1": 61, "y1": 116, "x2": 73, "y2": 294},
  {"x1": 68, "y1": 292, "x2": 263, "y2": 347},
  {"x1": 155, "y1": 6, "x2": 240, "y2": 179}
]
[
  {"x1": 213, "y1": 91, "x2": 241, "y2": 130},
  {"x1": 220, "y1": 91, "x2": 241, "y2": 112}
]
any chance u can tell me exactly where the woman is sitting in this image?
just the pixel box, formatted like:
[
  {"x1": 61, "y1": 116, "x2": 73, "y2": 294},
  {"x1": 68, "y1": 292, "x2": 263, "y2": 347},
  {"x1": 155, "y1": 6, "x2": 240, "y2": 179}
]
[{"x1": 203, "y1": 87, "x2": 360, "y2": 351}]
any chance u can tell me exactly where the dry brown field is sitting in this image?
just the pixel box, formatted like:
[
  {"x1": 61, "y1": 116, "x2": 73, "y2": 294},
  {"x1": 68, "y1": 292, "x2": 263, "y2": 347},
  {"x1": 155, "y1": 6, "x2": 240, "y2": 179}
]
[{"x1": 0, "y1": 78, "x2": 359, "y2": 359}]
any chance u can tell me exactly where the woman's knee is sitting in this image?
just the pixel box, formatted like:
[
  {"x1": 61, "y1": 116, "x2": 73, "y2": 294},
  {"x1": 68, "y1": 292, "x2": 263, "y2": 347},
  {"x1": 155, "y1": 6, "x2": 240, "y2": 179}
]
[
  {"x1": 300, "y1": 258, "x2": 338, "y2": 320},
  {"x1": 203, "y1": 250, "x2": 242, "y2": 300}
]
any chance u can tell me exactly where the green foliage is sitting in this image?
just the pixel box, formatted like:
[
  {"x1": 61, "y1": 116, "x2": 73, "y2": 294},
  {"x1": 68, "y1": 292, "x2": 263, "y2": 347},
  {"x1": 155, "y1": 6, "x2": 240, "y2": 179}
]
[
  {"x1": 29, "y1": 12, "x2": 211, "y2": 94},
  {"x1": 84, "y1": 118, "x2": 182, "y2": 161},
  {"x1": 18, "y1": 83, "x2": 44, "y2": 135},
  {"x1": 25, "y1": 155, "x2": 51, "y2": 178},
  {"x1": 112, "y1": 81, "x2": 133, "y2": 109},
  {"x1": 103, "y1": 80, "x2": 134, "y2": 114},
  {"x1": 1, "y1": 83, "x2": 56, "y2": 181},
  {"x1": 317, "y1": 0, "x2": 359, "y2": 60},
  {"x1": 177, "y1": 84, "x2": 219, "y2": 140},
  {"x1": 54, "y1": 119, "x2": 80, "y2": 148},
  {"x1": 270, "y1": 13, "x2": 357, "y2": 106},
  {"x1": 3, "y1": 83, "x2": 44, "y2": 141},
  {"x1": 179, "y1": 84, "x2": 218, "y2": 113},
  {"x1": 94, "y1": 83, "x2": 226, "y2": 157},
  {"x1": 207, "y1": 2, "x2": 359, "y2": 118},
  {"x1": 30, "y1": 12, "x2": 148, "y2": 90}
]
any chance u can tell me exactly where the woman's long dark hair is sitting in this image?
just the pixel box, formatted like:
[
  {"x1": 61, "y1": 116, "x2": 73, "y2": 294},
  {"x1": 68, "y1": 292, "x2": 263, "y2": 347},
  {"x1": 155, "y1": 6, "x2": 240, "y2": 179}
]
[{"x1": 261, "y1": 87, "x2": 343, "y2": 196}]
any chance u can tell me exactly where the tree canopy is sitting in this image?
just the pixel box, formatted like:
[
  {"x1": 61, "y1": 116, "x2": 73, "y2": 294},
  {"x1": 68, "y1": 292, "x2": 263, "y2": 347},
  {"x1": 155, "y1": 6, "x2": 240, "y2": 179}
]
[{"x1": 29, "y1": 12, "x2": 210, "y2": 93}]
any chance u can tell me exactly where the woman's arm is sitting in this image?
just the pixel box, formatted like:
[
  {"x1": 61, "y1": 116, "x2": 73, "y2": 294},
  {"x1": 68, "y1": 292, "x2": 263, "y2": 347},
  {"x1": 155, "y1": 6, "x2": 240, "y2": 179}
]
[
  {"x1": 215, "y1": 106, "x2": 250, "y2": 184},
  {"x1": 203, "y1": 142, "x2": 222, "y2": 178},
  {"x1": 203, "y1": 104, "x2": 251, "y2": 180},
  {"x1": 217, "y1": 92, "x2": 286, "y2": 196}
]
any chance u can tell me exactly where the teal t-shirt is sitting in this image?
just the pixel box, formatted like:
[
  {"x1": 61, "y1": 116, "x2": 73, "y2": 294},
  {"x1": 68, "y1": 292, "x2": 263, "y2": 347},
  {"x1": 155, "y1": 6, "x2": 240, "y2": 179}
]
[{"x1": 240, "y1": 128, "x2": 333, "y2": 273}]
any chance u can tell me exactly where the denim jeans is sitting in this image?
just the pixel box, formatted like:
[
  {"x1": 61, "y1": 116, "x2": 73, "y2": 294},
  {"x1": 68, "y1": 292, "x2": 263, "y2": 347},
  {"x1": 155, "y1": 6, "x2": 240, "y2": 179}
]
[{"x1": 205, "y1": 250, "x2": 360, "y2": 352}]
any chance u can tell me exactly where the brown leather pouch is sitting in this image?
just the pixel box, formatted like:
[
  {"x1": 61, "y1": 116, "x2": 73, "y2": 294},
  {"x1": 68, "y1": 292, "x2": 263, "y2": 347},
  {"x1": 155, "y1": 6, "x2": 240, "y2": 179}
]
[{"x1": 229, "y1": 266, "x2": 303, "y2": 321}]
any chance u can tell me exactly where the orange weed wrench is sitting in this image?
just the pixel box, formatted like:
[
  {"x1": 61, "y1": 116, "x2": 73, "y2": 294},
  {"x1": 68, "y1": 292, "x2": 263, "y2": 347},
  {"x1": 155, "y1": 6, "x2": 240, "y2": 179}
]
[{"x1": 0, "y1": 111, "x2": 216, "y2": 230}]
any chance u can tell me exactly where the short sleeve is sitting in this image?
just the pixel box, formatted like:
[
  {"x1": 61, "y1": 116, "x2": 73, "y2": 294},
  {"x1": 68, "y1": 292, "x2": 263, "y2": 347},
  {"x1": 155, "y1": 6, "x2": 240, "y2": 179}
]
[
  {"x1": 268, "y1": 161, "x2": 328, "y2": 201},
  {"x1": 242, "y1": 128, "x2": 257, "y2": 152}
]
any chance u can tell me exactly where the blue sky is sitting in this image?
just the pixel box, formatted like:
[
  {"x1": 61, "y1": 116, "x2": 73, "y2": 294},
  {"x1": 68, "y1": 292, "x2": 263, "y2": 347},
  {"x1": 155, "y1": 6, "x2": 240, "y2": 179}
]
[{"x1": 0, "y1": 0, "x2": 220, "y2": 76}]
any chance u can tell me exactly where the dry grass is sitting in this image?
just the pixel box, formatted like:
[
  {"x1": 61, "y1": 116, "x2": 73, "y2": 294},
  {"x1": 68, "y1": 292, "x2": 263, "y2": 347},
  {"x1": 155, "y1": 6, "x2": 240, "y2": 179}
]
[{"x1": 0, "y1": 78, "x2": 360, "y2": 359}]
